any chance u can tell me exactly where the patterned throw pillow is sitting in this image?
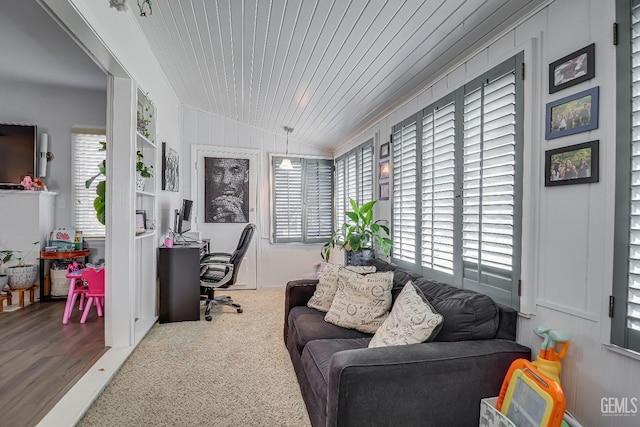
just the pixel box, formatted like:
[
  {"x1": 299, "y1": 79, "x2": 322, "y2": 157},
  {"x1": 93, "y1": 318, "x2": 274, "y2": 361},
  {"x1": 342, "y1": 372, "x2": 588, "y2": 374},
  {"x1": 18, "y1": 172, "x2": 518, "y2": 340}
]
[
  {"x1": 368, "y1": 281, "x2": 444, "y2": 348},
  {"x1": 324, "y1": 269, "x2": 394, "y2": 333},
  {"x1": 307, "y1": 264, "x2": 376, "y2": 312}
]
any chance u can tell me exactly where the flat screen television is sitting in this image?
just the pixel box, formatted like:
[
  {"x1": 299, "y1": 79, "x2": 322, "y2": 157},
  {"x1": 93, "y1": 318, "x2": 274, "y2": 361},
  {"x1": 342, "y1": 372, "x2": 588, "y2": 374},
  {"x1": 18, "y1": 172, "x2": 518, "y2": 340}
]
[{"x1": 0, "y1": 124, "x2": 37, "y2": 184}]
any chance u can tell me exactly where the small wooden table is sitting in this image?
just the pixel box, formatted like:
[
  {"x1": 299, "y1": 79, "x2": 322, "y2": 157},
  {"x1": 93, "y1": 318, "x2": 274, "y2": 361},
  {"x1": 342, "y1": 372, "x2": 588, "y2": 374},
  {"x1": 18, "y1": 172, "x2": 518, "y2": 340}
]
[
  {"x1": 40, "y1": 249, "x2": 91, "y2": 301},
  {"x1": 5, "y1": 285, "x2": 38, "y2": 308}
]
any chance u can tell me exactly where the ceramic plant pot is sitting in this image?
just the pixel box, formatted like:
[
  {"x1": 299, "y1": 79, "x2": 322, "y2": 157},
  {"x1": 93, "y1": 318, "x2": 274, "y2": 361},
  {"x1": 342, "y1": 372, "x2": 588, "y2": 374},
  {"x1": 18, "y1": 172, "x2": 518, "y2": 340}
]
[
  {"x1": 0, "y1": 274, "x2": 8, "y2": 292},
  {"x1": 344, "y1": 248, "x2": 375, "y2": 266},
  {"x1": 7, "y1": 265, "x2": 38, "y2": 289},
  {"x1": 136, "y1": 171, "x2": 145, "y2": 191}
]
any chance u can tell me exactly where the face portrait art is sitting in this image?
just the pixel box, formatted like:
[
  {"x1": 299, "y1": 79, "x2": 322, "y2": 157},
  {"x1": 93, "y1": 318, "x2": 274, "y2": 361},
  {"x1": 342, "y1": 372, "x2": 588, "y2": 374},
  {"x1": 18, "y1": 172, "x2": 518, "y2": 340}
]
[{"x1": 204, "y1": 157, "x2": 250, "y2": 223}]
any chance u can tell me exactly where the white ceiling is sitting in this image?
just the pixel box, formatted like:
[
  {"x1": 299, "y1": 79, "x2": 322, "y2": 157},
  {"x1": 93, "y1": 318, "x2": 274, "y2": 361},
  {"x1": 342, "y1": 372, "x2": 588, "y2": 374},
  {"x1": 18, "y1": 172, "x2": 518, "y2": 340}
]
[
  {"x1": 0, "y1": 0, "x2": 106, "y2": 91},
  {"x1": 134, "y1": 0, "x2": 543, "y2": 149}
]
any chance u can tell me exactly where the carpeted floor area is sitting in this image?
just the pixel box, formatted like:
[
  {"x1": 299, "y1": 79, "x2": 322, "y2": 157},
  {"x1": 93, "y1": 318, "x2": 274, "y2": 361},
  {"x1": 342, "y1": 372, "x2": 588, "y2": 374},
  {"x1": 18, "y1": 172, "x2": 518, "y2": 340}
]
[{"x1": 78, "y1": 289, "x2": 311, "y2": 427}]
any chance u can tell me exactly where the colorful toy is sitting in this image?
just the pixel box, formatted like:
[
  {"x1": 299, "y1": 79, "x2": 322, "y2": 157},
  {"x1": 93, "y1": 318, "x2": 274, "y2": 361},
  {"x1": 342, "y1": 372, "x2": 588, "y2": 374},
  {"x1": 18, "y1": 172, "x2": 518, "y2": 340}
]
[
  {"x1": 496, "y1": 358, "x2": 566, "y2": 427},
  {"x1": 533, "y1": 326, "x2": 571, "y2": 384}
]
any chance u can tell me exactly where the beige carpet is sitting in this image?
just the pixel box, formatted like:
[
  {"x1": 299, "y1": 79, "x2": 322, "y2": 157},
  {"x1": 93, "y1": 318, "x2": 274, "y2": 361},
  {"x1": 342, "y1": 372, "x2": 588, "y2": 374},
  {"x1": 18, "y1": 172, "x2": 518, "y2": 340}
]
[{"x1": 78, "y1": 289, "x2": 311, "y2": 427}]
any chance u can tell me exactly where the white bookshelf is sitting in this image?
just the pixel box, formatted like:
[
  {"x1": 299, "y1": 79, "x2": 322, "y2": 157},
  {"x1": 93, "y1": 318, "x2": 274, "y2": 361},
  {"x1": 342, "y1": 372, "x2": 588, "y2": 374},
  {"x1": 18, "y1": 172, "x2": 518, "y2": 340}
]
[{"x1": 134, "y1": 88, "x2": 158, "y2": 325}]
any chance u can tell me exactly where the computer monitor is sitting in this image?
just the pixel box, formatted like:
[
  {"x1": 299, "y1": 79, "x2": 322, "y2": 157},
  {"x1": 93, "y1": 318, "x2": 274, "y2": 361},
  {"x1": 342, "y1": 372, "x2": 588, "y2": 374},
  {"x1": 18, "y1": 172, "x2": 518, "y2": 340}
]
[{"x1": 173, "y1": 199, "x2": 193, "y2": 242}]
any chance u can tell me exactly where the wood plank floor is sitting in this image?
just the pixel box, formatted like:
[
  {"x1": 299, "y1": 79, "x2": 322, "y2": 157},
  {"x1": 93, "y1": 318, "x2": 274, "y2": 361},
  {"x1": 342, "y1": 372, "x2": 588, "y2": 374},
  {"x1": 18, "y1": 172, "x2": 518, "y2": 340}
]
[{"x1": 0, "y1": 299, "x2": 107, "y2": 427}]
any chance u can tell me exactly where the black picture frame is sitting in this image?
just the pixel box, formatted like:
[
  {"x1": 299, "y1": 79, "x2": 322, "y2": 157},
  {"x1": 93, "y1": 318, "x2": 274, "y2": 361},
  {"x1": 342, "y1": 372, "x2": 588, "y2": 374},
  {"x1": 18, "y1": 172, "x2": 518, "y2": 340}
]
[
  {"x1": 162, "y1": 142, "x2": 179, "y2": 192},
  {"x1": 379, "y1": 182, "x2": 389, "y2": 200},
  {"x1": 549, "y1": 43, "x2": 595, "y2": 94},
  {"x1": 380, "y1": 142, "x2": 390, "y2": 159},
  {"x1": 545, "y1": 140, "x2": 599, "y2": 187},
  {"x1": 545, "y1": 86, "x2": 599, "y2": 140},
  {"x1": 135, "y1": 210, "x2": 147, "y2": 233}
]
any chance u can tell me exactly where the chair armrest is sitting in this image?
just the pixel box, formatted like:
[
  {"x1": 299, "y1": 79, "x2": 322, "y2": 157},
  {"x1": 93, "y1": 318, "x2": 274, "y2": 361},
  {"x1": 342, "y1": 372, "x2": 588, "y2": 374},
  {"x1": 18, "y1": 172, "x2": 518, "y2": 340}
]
[
  {"x1": 200, "y1": 263, "x2": 234, "y2": 288},
  {"x1": 202, "y1": 252, "x2": 231, "y2": 263},
  {"x1": 327, "y1": 339, "x2": 531, "y2": 427},
  {"x1": 284, "y1": 279, "x2": 318, "y2": 343}
]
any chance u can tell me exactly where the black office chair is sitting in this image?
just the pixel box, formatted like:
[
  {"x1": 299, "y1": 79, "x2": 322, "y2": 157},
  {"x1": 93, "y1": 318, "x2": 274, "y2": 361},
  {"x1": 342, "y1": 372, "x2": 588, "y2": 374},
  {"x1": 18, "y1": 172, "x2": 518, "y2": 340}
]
[{"x1": 200, "y1": 223, "x2": 256, "y2": 321}]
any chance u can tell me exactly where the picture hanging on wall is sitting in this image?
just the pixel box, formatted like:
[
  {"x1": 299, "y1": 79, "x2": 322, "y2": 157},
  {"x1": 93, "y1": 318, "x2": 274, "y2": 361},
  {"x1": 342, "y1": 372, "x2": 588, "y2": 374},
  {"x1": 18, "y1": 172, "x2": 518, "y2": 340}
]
[
  {"x1": 379, "y1": 159, "x2": 390, "y2": 180},
  {"x1": 545, "y1": 140, "x2": 599, "y2": 187},
  {"x1": 161, "y1": 142, "x2": 179, "y2": 192},
  {"x1": 545, "y1": 86, "x2": 599, "y2": 140},
  {"x1": 204, "y1": 157, "x2": 250, "y2": 223},
  {"x1": 379, "y1": 182, "x2": 390, "y2": 200},
  {"x1": 549, "y1": 43, "x2": 595, "y2": 94},
  {"x1": 380, "y1": 141, "x2": 390, "y2": 159}
]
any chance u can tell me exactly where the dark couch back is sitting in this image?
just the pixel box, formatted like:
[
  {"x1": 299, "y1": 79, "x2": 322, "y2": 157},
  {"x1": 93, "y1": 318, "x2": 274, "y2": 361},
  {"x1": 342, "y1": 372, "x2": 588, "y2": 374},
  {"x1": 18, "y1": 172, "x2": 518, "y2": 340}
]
[{"x1": 367, "y1": 258, "x2": 517, "y2": 341}]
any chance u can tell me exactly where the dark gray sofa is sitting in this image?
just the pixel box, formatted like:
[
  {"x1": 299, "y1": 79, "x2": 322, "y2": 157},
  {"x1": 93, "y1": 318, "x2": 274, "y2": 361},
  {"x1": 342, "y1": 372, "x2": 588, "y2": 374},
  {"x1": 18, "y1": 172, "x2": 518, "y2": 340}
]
[{"x1": 284, "y1": 259, "x2": 531, "y2": 427}]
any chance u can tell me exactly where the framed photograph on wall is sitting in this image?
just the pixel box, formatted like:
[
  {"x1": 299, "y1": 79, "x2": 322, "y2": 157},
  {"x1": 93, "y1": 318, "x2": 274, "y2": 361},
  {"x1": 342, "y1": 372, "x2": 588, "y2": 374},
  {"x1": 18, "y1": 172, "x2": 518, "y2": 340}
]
[
  {"x1": 545, "y1": 140, "x2": 599, "y2": 187},
  {"x1": 379, "y1": 159, "x2": 390, "y2": 180},
  {"x1": 162, "y1": 142, "x2": 179, "y2": 192},
  {"x1": 380, "y1": 142, "x2": 390, "y2": 159},
  {"x1": 379, "y1": 182, "x2": 389, "y2": 200},
  {"x1": 549, "y1": 43, "x2": 595, "y2": 94},
  {"x1": 545, "y1": 86, "x2": 599, "y2": 140}
]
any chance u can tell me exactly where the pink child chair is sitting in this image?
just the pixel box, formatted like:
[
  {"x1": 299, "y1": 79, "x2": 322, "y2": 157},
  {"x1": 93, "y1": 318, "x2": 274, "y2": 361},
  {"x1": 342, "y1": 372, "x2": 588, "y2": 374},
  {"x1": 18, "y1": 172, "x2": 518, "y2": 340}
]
[
  {"x1": 80, "y1": 267, "x2": 105, "y2": 324},
  {"x1": 63, "y1": 262, "x2": 87, "y2": 324}
]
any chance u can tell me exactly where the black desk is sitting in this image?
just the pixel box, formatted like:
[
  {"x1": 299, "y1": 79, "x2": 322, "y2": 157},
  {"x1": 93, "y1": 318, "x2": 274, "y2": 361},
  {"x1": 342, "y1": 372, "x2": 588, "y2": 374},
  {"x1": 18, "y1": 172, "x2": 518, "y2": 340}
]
[{"x1": 158, "y1": 239, "x2": 209, "y2": 323}]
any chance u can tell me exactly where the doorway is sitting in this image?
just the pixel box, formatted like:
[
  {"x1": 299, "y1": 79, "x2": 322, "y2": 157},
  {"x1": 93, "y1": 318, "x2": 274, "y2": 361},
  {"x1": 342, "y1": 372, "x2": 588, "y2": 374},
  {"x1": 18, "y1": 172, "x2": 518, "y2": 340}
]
[{"x1": 192, "y1": 146, "x2": 260, "y2": 290}]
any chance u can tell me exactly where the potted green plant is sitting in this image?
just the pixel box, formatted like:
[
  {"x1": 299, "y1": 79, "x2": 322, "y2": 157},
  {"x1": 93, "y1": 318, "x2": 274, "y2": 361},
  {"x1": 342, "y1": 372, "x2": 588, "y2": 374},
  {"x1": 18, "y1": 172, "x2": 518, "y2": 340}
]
[
  {"x1": 0, "y1": 241, "x2": 40, "y2": 289},
  {"x1": 135, "y1": 150, "x2": 153, "y2": 191},
  {"x1": 85, "y1": 140, "x2": 106, "y2": 225},
  {"x1": 321, "y1": 199, "x2": 393, "y2": 266}
]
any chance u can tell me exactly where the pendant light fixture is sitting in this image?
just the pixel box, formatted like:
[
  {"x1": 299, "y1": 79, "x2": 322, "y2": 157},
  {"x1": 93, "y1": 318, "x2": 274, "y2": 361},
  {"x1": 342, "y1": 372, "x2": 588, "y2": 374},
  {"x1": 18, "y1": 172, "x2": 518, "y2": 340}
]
[{"x1": 280, "y1": 126, "x2": 294, "y2": 170}]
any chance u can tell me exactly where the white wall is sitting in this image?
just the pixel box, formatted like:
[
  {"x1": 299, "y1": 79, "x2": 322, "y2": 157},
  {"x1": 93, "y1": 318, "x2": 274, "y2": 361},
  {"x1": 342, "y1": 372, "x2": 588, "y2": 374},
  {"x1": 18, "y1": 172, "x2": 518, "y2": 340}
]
[
  {"x1": 181, "y1": 106, "x2": 332, "y2": 287},
  {"x1": 0, "y1": 80, "x2": 107, "y2": 229},
  {"x1": 337, "y1": 0, "x2": 638, "y2": 425}
]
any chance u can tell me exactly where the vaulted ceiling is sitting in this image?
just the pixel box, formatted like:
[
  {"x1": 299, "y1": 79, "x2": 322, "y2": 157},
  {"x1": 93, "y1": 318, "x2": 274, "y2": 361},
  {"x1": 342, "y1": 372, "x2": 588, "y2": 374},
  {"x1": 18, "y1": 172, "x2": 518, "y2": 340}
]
[{"x1": 135, "y1": 0, "x2": 543, "y2": 149}]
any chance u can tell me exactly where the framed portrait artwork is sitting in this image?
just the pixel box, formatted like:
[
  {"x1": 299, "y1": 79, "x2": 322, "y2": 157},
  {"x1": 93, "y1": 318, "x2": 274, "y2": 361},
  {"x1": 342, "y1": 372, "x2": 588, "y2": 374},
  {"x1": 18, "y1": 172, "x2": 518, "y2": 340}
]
[
  {"x1": 379, "y1": 182, "x2": 389, "y2": 200},
  {"x1": 545, "y1": 140, "x2": 599, "y2": 187},
  {"x1": 380, "y1": 142, "x2": 390, "y2": 159},
  {"x1": 545, "y1": 87, "x2": 599, "y2": 140},
  {"x1": 379, "y1": 160, "x2": 390, "y2": 180},
  {"x1": 135, "y1": 210, "x2": 147, "y2": 234},
  {"x1": 549, "y1": 43, "x2": 595, "y2": 94},
  {"x1": 162, "y1": 142, "x2": 179, "y2": 192}
]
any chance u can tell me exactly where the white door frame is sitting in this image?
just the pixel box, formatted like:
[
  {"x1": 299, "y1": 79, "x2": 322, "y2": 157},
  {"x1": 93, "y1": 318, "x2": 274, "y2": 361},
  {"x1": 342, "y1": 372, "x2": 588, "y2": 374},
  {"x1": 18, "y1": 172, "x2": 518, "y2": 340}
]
[{"x1": 191, "y1": 144, "x2": 262, "y2": 289}]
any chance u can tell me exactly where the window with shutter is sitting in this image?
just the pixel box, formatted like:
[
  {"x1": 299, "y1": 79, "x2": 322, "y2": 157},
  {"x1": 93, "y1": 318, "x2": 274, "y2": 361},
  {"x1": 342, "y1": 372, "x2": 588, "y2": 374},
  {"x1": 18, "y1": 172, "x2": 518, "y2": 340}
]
[
  {"x1": 72, "y1": 130, "x2": 106, "y2": 238},
  {"x1": 390, "y1": 54, "x2": 522, "y2": 309},
  {"x1": 462, "y1": 67, "x2": 519, "y2": 305},
  {"x1": 272, "y1": 156, "x2": 333, "y2": 243},
  {"x1": 612, "y1": 0, "x2": 640, "y2": 352},
  {"x1": 334, "y1": 138, "x2": 374, "y2": 229},
  {"x1": 392, "y1": 119, "x2": 418, "y2": 263},
  {"x1": 421, "y1": 101, "x2": 455, "y2": 275}
]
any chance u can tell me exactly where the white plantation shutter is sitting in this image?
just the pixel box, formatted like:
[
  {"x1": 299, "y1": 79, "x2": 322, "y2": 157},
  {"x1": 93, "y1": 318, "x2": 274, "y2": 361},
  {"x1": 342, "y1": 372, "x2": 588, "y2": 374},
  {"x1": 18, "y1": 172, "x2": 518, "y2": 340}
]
[
  {"x1": 392, "y1": 119, "x2": 418, "y2": 263},
  {"x1": 334, "y1": 139, "x2": 374, "y2": 231},
  {"x1": 72, "y1": 131, "x2": 106, "y2": 238},
  {"x1": 462, "y1": 70, "x2": 517, "y2": 299},
  {"x1": 272, "y1": 156, "x2": 332, "y2": 243},
  {"x1": 304, "y1": 159, "x2": 333, "y2": 242},
  {"x1": 629, "y1": 1, "x2": 640, "y2": 335},
  {"x1": 358, "y1": 144, "x2": 374, "y2": 204},
  {"x1": 273, "y1": 157, "x2": 303, "y2": 242},
  {"x1": 335, "y1": 158, "x2": 346, "y2": 230},
  {"x1": 421, "y1": 102, "x2": 455, "y2": 275}
]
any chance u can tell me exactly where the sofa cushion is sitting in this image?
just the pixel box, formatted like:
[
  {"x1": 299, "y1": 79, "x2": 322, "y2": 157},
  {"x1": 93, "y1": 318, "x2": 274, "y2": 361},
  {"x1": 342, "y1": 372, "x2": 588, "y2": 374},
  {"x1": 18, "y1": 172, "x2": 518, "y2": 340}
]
[
  {"x1": 307, "y1": 264, "x2": 376, "y2": 312},
  {"x1": 367, "y1": 258, "x2": 422, "y2": 302},
  {"x1": 324, "y1": 269, "x2": 394, "y2": 333},
  {"x1": 369, "y1": 281, "x2": 444, "y2": 348},
  {"x1": 288, "y1": 306, "x2": 371, "y2": 355},
  {"x1": 412, "y1": 277, "x2": 499, "y2": 341},
  {"x1": 301, "y1": 338, "x2": 370, "y2": 412}
]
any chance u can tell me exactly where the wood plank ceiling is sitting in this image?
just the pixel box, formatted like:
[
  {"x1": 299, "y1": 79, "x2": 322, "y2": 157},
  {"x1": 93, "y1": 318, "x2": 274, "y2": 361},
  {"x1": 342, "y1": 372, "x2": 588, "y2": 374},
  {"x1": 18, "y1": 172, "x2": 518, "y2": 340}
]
[{"x1": 134, "y1": 0, "x2": 542, "y2": 149}]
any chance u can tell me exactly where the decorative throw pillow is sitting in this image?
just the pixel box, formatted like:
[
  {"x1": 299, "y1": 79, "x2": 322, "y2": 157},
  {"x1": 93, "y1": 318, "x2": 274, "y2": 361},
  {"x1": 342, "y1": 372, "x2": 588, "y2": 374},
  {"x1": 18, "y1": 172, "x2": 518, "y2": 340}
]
[
  {"x1": 368, "y1": 281, "x2": 444, "y2": 348},
  {"x1": 307, "y1": 264, "x2": 376, "y2": 312},
  {"x1": 324, "y1": 269, "x2": 394, "y2": 333}
]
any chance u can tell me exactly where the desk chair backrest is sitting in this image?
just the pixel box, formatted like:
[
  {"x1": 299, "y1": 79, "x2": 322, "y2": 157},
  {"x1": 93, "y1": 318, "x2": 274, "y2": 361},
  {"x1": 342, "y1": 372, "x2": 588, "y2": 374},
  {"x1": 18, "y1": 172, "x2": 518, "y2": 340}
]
[
  {"x1": 82, "y1": 267, "x2": 105, "y2": 296},
  {"x1": 227, "y1": 223, "x2": 256, "y2": 285}
]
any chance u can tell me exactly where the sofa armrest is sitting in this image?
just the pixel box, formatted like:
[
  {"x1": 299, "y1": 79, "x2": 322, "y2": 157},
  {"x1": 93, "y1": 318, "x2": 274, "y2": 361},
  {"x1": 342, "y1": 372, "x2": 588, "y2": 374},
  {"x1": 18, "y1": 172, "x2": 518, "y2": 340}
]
[
  {"x1": 327, "y1": 339, "x2": 531, "y2": 427},
  {"x1": 284, "y1": 279, "x2": 318, "y2": 343}
]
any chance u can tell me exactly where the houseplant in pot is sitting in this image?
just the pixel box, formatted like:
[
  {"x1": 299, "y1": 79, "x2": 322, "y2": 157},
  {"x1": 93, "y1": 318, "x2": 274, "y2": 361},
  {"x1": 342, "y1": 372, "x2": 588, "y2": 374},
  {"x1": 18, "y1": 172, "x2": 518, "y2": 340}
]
[
  {"x1": 321, "y1": 199, "x2": 393, "y2": 266},
  {"x1": 0, "y1": 241, "x2": 40, "y2": 289}
]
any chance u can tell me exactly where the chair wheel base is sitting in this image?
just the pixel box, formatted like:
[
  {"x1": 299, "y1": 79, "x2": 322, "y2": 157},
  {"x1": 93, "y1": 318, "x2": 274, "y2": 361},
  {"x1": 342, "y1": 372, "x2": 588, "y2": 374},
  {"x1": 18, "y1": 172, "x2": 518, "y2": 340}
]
[
  {"x1": 237, "y1": 308, "x2": 243, "y2": 313},
  {"x1": 205, "y1": 315, "x2": 212, "y2": 321}
]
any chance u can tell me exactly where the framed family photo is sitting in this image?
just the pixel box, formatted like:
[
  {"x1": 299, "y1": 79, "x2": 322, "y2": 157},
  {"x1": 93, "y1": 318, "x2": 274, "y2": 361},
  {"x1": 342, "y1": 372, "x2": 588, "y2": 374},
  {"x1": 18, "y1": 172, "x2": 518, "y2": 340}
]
[
  {"x1": 380, "y1": 141, "x2": 390, "y2": 159},
  {"x1": 545, "y1": 140, "x2": 599, "y2": 187},
  {"x1": 379, "y1": 159, "x2": 390, "y2": 180},
  {"x1": 549, "y1": 43, "x2": 595, "y2": 94},
  {"x1": 545, "y1": 86, "x2": 599, "y2": 140},
  {"x1": 379, "y1": 182, "x2": 389, "y2": 200}
]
